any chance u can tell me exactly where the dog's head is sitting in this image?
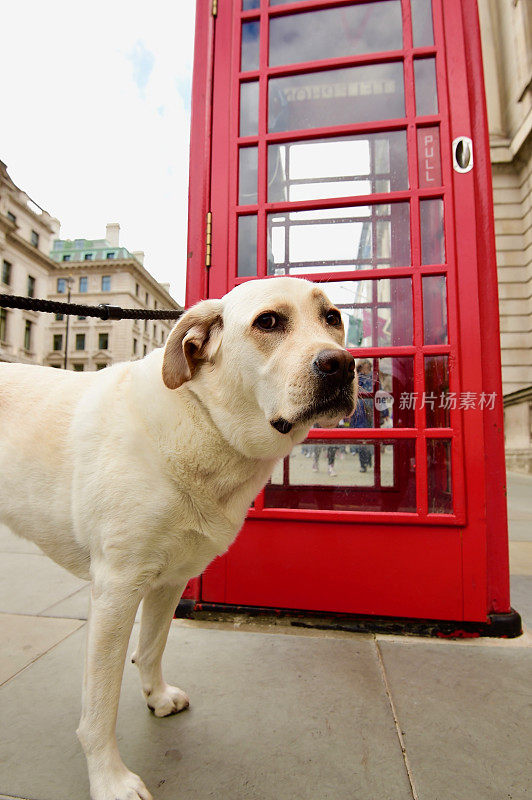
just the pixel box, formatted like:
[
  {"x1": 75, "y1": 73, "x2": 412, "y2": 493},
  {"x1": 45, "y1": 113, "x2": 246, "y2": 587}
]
[{"x1": 162, "y1": 277, "x2": 357, "y2": 457}]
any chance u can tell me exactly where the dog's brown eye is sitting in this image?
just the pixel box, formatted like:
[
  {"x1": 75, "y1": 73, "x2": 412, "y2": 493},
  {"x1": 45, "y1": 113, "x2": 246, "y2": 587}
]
[
  {"x1": 326, "y1": 309, "x2": 342, "y2": 327},
  {"x1": 254, "y1": 312, "x2": 279, "y2": 330}
]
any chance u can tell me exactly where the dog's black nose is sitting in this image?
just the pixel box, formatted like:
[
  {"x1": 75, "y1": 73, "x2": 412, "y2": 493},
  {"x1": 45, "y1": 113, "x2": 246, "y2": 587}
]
[{"x1": 313, "y1": 349, "x2": 355, "y2": 385}]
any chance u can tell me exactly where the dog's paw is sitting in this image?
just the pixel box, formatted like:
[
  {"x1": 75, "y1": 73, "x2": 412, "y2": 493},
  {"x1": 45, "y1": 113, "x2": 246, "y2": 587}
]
[
  {"x1": 145, "y1": 684, "x2": 190, "y2": 717},
  {"x1": 89, "y1": 767, "x2": 153, "y2": 800}
]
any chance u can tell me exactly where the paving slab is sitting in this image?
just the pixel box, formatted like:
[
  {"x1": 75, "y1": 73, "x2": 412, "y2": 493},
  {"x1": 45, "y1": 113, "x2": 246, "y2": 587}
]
[
  {"x1": 0, "y1": 622, "x2": 412, "y2": 800},
  {"x1": 0, "y1": 613, "x2": 84, "y2": 685},
  {"x1": 0, "y1": 552, "x2": 87, "y2": 616},
  {"x1": 38, "y1": 586, "x2": 90, "y2": 620},
  {"x1": 378, "y1": 638, "x2": 532, "y2": 800},
  {"x1": 509, "y1": 541, "x2": 532, "y2": 575},
  {"x1": 0, "y1": 524, "x2": 41, "y2": 554}
]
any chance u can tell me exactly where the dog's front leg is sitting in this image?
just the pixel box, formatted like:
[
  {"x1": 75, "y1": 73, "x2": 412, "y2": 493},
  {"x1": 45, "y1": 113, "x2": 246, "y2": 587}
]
[
  {"x1": 132, "y1": 582, "x2": 189, "y2": 717},
  {"x1": 77, "y1": 581, "x2": 152, "y2": 800}
]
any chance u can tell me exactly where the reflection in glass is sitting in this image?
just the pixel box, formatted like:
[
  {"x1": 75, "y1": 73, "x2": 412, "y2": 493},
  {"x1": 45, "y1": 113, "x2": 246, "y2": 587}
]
[
  {"x1": 241, "y1": 21, "x2": 260, "y2": 72},
  {"x1": 269, "y1": 2, "x2": 402, "y2": 67},
  {"x1": 420, "y1": 198, "x2": 445, "y2": 264},
  {"x1": 266, "y1": 438, "x2": 417, "y2": 512},
  {"x1": 424, "y1": 355, "x2": 450, "y2": 427},
  {"x1": 411, "y1": 0, "x2": 435, "y2": 47},
  {"x1": 427, "y1": 439, "x2": 453, "y2": 513},
  {"x1": 312, "y1": 279, "x2": 413, "y2": 348},
  {"x1": 238, "y1": 215, "x2": 257, "y2": 277},
  {"x1": 422, "y1": 275, "x2": 448, "y2": 344},
  {"x1": 268, "y1": 131, "x2": 408, "y2": 203},
  {"x1": 269, "y1": 62, "x2": 405, "y2": 133},
  {"x1": 240, "y1": 81, "x2": 259, "y2": 136},
  {"x1": 267, "y1": 203, "x2": 410, "y2": 275},
  {"x1": 414, "y1": 58, "x2": 438, "y2": 116},
  {"x1": 349, "y1": 356, "x2": 416, "y2": 429},
  {"x1": 243, "y1": 0, "x2": 260, "y2": 8},
  {"x1": 239, "y1": 147, "x2": 258, "y2": 205}
]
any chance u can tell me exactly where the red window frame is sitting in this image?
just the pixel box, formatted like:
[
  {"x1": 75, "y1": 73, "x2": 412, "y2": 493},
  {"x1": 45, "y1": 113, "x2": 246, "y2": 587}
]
[{"x1": 208, "y1": 0, "x2": 466, "y2": 527}]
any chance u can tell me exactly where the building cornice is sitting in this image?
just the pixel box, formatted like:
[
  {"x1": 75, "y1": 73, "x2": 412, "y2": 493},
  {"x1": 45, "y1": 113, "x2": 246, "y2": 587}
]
[
  {"x1": 490, "y1": 107, "x2": 532, "y2": 164},
  {"x1": 2, "y1": 226, "x2": 58, "y2": 270},
  {"x1": 49, "y1": 259, "x2": 181, "y2": 309},
  {"x1": 503, "y1": 385, "x2": 532, "y2": 407}
]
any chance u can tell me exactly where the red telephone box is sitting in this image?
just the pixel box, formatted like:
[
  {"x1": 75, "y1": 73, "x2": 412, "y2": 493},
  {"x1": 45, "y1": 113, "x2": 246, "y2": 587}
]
[{"x1": 182, "y1": 0, "x2": 521, "y2": 634}]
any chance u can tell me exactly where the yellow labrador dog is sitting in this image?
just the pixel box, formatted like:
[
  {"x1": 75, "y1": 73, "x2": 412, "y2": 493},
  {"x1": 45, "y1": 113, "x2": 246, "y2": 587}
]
[{"x1": 0, "y1": 277, "x2": 356, "y2": 800}]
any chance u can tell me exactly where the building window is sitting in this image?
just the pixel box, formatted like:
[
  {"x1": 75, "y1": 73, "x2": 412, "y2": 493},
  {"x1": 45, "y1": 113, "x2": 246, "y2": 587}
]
[
  {"x1": 96, "y1": 363, "x2": 106, "y2": 370},
  {"x1": 154, "y1": 300, "x2": 158, "y2": 310},
  {"x1": 24, "y1": 320, "x2": 32, "y2": 351},
  {"x1": 144, "y1": 319, "x2": 148, "y2": 332},
  {"x1": 101, "y1": 275, "x2": 111, "y2": 291},
  {"x1": 153, "y1": 324, "x2": 157, "y2": 339},
  {"x1": 145, "y1": 292, "x2": 149, "y2": 304},
  {"x1": 143, "y1": 344, "x2": 147, "y2": 356},
  {"x1": 75, "y1": 333, "x2": 85, "y2": 351},
  {"x1": 55, "y1": 313, "x2": 64, "y2": 321},
  {"x1": 106, "y1": 252, "x2": 115, "y2": 260},
  {"x1": 63, "y1": 255, "x2": 71, "y2": 262},
  {"x1": 31, "y1": 230, "x2": 39, "y2": 248},
  {"x1": 77, "y1": 316, "x2": 87, "y2": 321},
  {"x1": 135, "y1": 283, "x2": 139, "y2": 296},
  {"x1": 27, "y1": 275, "x2": 35, "y2": 298},
  {"x1": 73, "y1": 364, "x2": 84, "y2": 371},
  {"x1": 161, "y1": 330, "x2": 164, "y2": 343},
  {"x1": 53, "y1": 334, "x2": 63, "y2": 351},
  {"x1": 133, "y1": 337, "x2": 138, "y2": 354},
  {"x1": 2, "y1": 260, "x2": 11, "y2": 286},
  {"x1": 79, "y1": 276, "x2": 88, "y2": 292},
  {"x1": 98, "y1": 333, "x2": 109, "y2": 350},
  {"x1": 57, "y1": 278, "x2": 67, "y2": 293},
  {"x1": 84, "y1": 253, "x2": 93, "y2": 261},
  {"x1": 0, "y1": 309, "x2": 7, "y2": 342},
  {"x1": 7, "y1": 211, "x2": 16, "y2": 224}
]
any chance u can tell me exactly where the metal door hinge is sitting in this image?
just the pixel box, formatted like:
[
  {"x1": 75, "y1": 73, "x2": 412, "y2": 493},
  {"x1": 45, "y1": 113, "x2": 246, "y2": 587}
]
[
  {"x1": 205, "y1": 211, "x2": 212, "y2": 268},
  {"x1": 212, "y1": 0, "x2": 218, "y2": 17}
]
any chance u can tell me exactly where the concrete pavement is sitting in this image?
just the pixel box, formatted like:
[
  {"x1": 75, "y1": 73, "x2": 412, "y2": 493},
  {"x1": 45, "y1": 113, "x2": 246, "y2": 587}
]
[{"x1": 0, "y1": 472, "x2": 530, "y2": 800}]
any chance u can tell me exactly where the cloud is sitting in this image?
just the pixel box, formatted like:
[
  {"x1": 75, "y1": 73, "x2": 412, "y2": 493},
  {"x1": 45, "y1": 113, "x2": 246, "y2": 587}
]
[{"x1": 0, "y1": 0, "x2": 196, "y2": 305}]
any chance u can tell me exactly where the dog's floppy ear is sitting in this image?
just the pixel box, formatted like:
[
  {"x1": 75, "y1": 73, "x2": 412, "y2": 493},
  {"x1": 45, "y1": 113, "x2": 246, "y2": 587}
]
[{"x1": 162, "y1": 299, "x2": 224, "y2": 390}]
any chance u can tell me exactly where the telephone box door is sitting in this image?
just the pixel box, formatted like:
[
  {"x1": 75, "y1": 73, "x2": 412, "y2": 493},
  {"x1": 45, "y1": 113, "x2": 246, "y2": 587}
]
[{"x1": 186, "y1": 0, "x2": 512, "y2": 624}]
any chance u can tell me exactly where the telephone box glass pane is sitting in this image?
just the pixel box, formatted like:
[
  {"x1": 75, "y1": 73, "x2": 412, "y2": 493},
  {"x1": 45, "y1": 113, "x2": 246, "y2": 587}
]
[
  {"x1": 354, "y1": 357, "x2": 415, "y2": 429},
  {"x1": 422, "y1": 275, "x2": 448, "y2": 344},
  {"x1": 269, "y1": 2, "x2": 402, "y2": 67},
  {"x1": 427, "y1": 439, "x2": 453, "y2": 513},
  {"x1": 240, "y1": 81, "x2": 259, "y2": 136},
  {"x1": 411, "y1": 0, "x2": 435, "y2": 47},
  {"x1": 312, "y1": 278, "x2": 413, "y2": 348},
  {"x1": 238, "y1": 215, "x2": 257, "y2": 276},
  {"x1": 417, "y1": 126, "x2": 442, "y2": 188},
  {"x1": 424, "y1": 355, "x2": 450, "y2": 427},
  {"x1": 269, "y1": 63, "x2": 405, "y2": 133},
  {"x1": 420, "y1": 198, "x2": 445, "y2": 264},
  {"x1": 268, "y1": 203, "x2": 410, "y2": 274},
  {"x1": 241, "y1": 21, "x2": 260, "y2": 72},
  {"x1": 239, "y1": 147, "x2": 258, "y2": 205},
  {"x1": 265, "y1": 438, "x2": 417, "y2": 512},
  {"x1": 268, "y1": 131, "x2": 408, "y2": 203},
  {"x1": 414, "y1": 58, "x2": 438, "y2": 116},
  {"x1": 243, "y1": 0, "x2": 260, "y2": 8}
]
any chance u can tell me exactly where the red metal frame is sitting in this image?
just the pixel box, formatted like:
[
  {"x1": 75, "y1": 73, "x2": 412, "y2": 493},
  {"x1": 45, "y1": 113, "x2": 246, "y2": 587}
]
[{"x1": 186, "y1": 0, "x2": 511, "y2": 623}]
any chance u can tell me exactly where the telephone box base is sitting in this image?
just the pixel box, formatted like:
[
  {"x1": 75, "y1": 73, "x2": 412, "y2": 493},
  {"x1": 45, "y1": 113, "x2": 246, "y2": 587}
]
[{"x1": 175, "y1": 600, "x2": 523, "y2": 640}]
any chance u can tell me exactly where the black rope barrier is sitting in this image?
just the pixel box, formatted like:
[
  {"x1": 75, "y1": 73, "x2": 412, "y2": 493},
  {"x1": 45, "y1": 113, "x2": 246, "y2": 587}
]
[{"x1": 0, "y1": 294, "x2": 184, "y2": 321}]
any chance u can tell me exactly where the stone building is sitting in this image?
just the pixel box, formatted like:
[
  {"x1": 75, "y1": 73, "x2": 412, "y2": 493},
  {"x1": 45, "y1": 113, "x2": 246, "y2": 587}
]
[
  {"x1": 0, "y1": 161, "x2": 60, "y2": 364},
  {"x1": 46, "y1": 224, "x2": 181, "y2": 371},
  {"x1": 479, "y1": 0, "x2": 532, "y2": 472}
]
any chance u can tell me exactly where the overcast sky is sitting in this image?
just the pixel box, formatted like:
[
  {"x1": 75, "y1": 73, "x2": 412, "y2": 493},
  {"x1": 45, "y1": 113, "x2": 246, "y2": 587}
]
[{"x1": 1, "y1": 0, "x2": 196, "y2": 304}]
